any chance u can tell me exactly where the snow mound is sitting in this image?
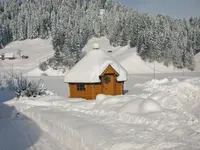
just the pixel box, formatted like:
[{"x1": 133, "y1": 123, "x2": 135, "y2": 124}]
[
  {"x1": 139, "y1": 99, "x2": 163, "y2": 113},
  {"x1": 95, "y1": 94, "x2": 131, "y2": 111},
  {"x1": 118, "y1": 98, "x2": 163, "y2": 114},
  {"x1": 118, "y1": 98, "x2": 144, "y2": 114},
  {"x1": 171, "y1": 78, "x2": 179, "y2": 83},
  {"x1": 96, "y1": 94, "x2": 163, "y2": 114}
]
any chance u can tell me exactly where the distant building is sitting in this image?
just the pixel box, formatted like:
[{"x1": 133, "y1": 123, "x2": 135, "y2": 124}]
[
  {"x1": 64, "y1": 43, "x2": 128, "y2": 100},
  {"x1": 4, "y1": 53, "x2": 16, "y2": 59}
]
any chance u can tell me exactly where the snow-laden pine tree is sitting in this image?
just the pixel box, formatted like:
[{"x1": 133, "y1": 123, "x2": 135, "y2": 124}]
[{"x1": 0, "y1": 0, "x2": 200, "y2": 70}]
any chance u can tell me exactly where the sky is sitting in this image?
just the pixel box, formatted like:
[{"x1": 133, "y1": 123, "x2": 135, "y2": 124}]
[{"x1": 118, "y1": 0, "x2": 200, "y2": 18}]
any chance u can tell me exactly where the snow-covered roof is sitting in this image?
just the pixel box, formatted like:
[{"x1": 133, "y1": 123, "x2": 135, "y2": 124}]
[
  {"x1": 64, "y1": 50, "x2": 128, "y2": 83},
  {"x1": 4, "y1": 53, "x2": 15, "y2": 58}
]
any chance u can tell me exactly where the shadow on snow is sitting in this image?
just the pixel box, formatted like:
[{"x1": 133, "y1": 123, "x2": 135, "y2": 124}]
[
  {"x1": 0, "y1": 87, "x2": 17, "y2": 102},
  {"x1": 0, "y1": 103, "x2": 41, "y2": 150}
]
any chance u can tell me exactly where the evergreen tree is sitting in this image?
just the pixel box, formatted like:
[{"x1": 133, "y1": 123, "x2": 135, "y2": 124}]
[{"x1": 0, "y1": 0, "x2": 199, "y2": 70}]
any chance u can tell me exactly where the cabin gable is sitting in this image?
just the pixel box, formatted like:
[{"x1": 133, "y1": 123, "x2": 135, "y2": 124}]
[{"x1": 101, "y1": 65, "x2": 119, "y2": 76}]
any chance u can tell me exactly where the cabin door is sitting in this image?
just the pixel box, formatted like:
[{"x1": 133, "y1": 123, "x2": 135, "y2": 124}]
[{"x1": 102, "y1": 74, "x2": 115, "y2": 95}]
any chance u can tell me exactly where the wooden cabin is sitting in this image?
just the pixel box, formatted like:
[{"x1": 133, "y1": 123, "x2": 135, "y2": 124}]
[{"x1": 64, "y1": 44, "x2": 128, "y2": 100}]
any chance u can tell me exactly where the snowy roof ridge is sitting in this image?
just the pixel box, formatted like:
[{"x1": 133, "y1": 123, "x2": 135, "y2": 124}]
[{"x1": 64, "y1": 49, "x2": 128, "y2": 83}]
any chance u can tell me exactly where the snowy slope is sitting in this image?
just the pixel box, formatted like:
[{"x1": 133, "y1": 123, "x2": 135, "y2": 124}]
[
  {"x1": 0, "y1": 38, "x2": 54, "y2": 73},
  {"x1": 1, "y1": 37, "x2": 199, "y2": 76},
  {"x1": 114, "y1": 47, "x2": 190, "y2": 74}
]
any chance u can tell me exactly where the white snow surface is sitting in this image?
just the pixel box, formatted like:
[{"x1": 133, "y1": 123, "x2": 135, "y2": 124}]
[
  {"x1": 64, "y1": 50, "x2": 128, "y2": 83},
  {"x1": 27, "y1": 67, "x2": 67, "y2": 76},
  {"x1": 0, "y1": 38, "x2": 54, "y2": 73},
  {"x1": 113, "y1": 47, "x2": 190, "y2": 74},
  {"x1": 1, "y1": 77, "x2": 200, "y2": 149},
  {"x1": 2, "y1": 37, "x2": 200, "y2": 149}
]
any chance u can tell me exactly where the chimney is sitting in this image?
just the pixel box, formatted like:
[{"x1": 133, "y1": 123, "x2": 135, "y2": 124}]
[{"x1": 93, "y1": 43, "x2": 100, "y2": 50}]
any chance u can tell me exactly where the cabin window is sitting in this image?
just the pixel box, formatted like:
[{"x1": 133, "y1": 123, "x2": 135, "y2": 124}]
[
  {"x1": 77, "y1": 84, "x2": 86, "y2": 91},
  {"x1": 104, "y1": 76, "x2": 111, "y2": 84}
]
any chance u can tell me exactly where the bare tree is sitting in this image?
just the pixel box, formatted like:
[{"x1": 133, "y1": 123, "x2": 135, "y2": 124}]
[{"x1": 5, "y1": 70, "x2": 47, "y2": 98}]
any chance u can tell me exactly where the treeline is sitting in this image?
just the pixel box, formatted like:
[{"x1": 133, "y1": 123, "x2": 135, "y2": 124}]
[{"x1": 0, "y1": 0, "x2": 200, "y2": 70}]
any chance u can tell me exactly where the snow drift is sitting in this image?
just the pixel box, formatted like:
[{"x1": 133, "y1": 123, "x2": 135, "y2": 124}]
[{"x1": 118, "y1": 98, "x2": 163, "y2": 114}]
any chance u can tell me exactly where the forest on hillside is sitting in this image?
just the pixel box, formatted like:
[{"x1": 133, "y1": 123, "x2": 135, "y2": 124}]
[{"x1": 0, "y1": 0, "x2": 200, "y2": 70}]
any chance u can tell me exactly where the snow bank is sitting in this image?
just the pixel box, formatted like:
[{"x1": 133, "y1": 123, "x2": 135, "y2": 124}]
[
  {"x1": 134, "y1": 78, "x2": 170, "y2": 93},
  {"x1": 95, "y1": 94, "x2": 163, "y2": 114},
  {"x1": 138, "y1": 77, "x2": 200, "y2": 119},
  {"x1": 146, "y1": 78, "x2": 169, "y2": 85}
]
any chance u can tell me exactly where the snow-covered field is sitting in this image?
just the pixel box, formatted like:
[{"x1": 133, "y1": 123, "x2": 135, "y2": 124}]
[
  {"x1": 2, "y1": 38, "x2": 200, "y2": 149},
  {"x1": 1, "y1": 74, "x2": 200, "y2": 149}
]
